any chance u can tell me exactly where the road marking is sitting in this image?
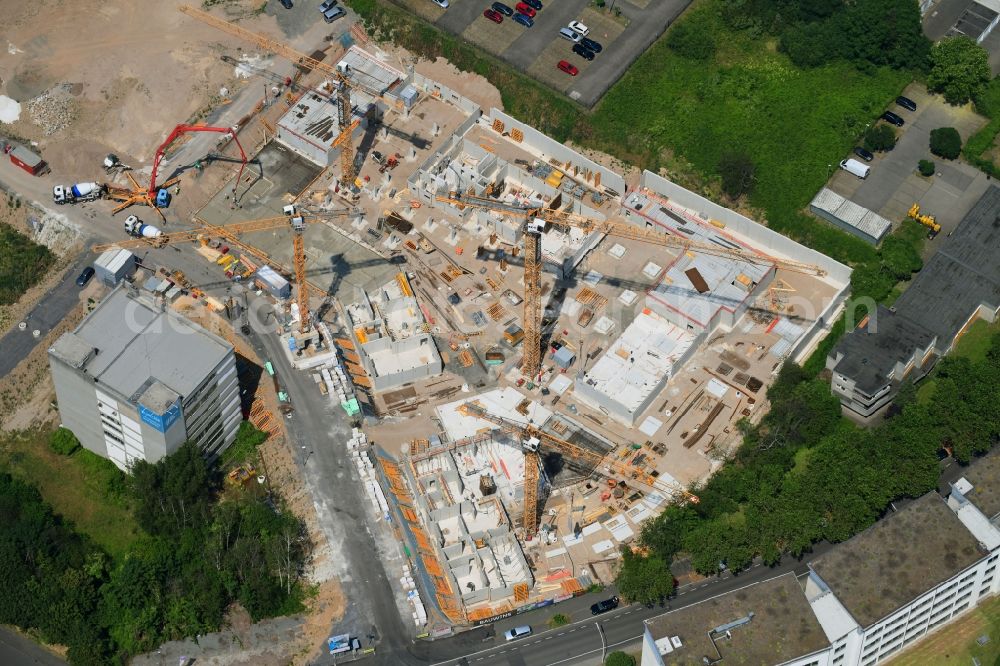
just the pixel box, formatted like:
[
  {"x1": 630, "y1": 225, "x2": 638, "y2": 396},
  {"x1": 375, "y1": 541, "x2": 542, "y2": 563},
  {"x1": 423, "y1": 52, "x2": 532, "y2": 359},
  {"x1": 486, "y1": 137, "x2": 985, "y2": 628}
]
[
  {"x1": 545, "y1": 635, "x2": 643, "y2": 666},
  {"x1": 545, "y1": 636, "x2": 553, "y2": 640}
]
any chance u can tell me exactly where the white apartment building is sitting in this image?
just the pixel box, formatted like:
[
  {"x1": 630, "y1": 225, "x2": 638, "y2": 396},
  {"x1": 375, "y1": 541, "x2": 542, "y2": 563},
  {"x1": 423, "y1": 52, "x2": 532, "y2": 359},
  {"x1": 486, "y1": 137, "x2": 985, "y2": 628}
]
[{"x1": 642, "y1": 449, "x2": 1000, "y2": 666}]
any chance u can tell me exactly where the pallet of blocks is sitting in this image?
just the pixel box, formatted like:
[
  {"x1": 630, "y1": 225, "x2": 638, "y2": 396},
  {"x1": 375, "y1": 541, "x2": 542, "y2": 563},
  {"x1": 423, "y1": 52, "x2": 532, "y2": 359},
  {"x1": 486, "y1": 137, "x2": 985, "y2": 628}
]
[
  {"x1": 400, "y1": 565, "x2": 428, "y2": 627},
  {"x1": 353, "y1": 446, "x2": 390, "y2": 520}
]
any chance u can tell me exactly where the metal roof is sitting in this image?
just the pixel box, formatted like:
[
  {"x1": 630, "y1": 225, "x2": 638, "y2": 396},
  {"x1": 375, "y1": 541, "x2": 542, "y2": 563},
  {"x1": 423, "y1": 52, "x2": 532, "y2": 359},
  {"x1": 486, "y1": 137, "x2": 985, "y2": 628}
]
[{"x1": 810, "y1": 188, "x2": 891, "y2": 242}]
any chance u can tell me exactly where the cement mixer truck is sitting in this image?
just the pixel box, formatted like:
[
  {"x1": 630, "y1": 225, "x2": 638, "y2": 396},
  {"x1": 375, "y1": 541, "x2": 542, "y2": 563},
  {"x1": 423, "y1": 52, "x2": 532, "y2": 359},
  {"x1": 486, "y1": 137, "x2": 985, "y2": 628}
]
[
  {"x1": 52, "y1": 182, "x2": 106, "y2": 204},
  {"x1": 124, "y1": 215, "x2": 163, "y2": 240}
]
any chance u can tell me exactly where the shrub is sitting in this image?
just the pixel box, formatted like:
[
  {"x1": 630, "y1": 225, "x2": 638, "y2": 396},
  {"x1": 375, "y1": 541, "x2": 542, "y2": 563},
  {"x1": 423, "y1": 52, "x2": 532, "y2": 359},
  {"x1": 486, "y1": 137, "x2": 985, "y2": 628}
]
[
  {"x1": 929, "y1": 127, "x2": 962, "y2": 159},
  {"x1": 864, "y1": 124, "x2": 897, "y2": 152},
  {"x1": 718, "y1": 152, "x2": 755, "y2": 198},
  {"x1": 606, "y1": 652, "x2": 636, "y2": 666},
  {"x1": 49, "y1": 427, "x2": 80, "y2": 456},
  {"x1": 548, "y1": 613, "x2": 570, "y2": 627},
  {"x1": 918, "y1": 159, "x2": 935, "y2": 176},
  {"x1": 666, "y1": 21, "x2": 716, "y2": 60}
]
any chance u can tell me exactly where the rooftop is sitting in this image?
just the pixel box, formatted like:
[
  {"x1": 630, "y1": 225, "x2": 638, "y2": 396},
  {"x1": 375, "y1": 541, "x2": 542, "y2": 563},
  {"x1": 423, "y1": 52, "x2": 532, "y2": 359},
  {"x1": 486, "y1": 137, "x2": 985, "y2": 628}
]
[
  {"x1": 578, "y1": 310, "x2": 696, "y2": 417},
  {"x1": 830, "y1": 305, "x2": 936, "y2": 393},
  {"x1": 810, "y1": 188, "x2": 892, "y2": 242},
  {"x1": 957, "y1": 448, "x2": 1000, "y2": 520},
  {"x1": 644, "y1": 573, "x2": 829, "y2": 666},
  {"x1": 436, "y1": 388, "x2": 553, "y2": 442},
  {"x1": 810, "y1": 492, "x2": 984, "y2": 628},
  {"x1": 50, "y1": 287, "x2": 232, "y2": 402}
]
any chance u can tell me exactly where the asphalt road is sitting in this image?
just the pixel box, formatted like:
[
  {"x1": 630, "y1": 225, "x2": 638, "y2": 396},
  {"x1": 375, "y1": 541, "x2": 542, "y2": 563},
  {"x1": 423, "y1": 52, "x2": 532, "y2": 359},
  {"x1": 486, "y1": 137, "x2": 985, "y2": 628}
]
[{"x1": 0, "y1": 628, "x2": 65, "y2": 666}]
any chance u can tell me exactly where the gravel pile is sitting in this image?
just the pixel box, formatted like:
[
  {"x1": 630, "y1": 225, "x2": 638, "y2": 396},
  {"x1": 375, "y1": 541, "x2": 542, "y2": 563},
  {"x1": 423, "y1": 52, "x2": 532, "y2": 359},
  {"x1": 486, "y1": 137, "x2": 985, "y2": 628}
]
[{"x1": 26, "y1": 86, "x2": 77, "y2": 135}]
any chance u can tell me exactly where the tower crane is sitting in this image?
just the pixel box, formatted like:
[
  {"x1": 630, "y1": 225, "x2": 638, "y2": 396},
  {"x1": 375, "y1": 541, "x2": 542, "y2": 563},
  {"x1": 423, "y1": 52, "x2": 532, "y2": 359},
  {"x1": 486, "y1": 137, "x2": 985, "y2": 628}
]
[
  {"x1": 459, "y1": 401, "x2": 698, "y2": 538},
  {"x1": 179, "y1": 4, "x2": 388, "y2": 192},
  {"x1": 106, "y1": 124, "x2": 249, "y2": 222},
  {"x1": 437, "y1": 192, "x2": 826, "y2": 378},
  {"x1": 93, "y1": 207, "x2": 359, "y2": 334}
]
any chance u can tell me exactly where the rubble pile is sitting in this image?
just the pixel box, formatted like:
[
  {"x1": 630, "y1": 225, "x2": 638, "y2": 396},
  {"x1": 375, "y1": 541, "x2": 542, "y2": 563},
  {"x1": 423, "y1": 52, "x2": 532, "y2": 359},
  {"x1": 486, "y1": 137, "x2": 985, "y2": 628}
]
[{"x1": 26, "y1": 86, "x2": 77, "y2": 135}]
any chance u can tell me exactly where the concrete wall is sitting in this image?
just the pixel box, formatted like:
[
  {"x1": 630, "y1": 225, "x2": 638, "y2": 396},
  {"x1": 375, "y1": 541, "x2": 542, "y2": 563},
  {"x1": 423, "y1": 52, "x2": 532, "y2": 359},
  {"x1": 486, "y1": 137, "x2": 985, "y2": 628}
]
[
  {"x1": 362, "y1": 333, "x2": 443, "y2": 391},
  {"x1": 490, "y1": 109, "x2": 626, "y2": 195},
  {"x1": 638, "y1": 171, "x2": 852, "y2": 287},
  {"x1": 49, "y1": 356, "x2": 106, "y2": 459},
  {"x1": 410, "y1": 72, "x2": 482, "y2": 117}
]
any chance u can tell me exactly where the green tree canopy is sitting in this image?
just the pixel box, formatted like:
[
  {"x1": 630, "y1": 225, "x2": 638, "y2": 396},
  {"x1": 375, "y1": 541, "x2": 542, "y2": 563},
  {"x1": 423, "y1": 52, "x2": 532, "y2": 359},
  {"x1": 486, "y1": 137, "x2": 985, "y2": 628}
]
[
  {"x1": 614, "y1": 548, "x2": 676, "y2": 605},
  {"x1": 606, "y1": 651, "x2": 637, "y2": 666},
  {"x1": 930, "y1": 127, "x2": 962, "y2": 159},
  {"x1": 864, "y1": 124, "x2": 897, "y2": 152},
  {"x1": 879, "y1": 235, "x2": 923, "y2": 280},
  {"x1": 130, "y1": 441, "x2": 214, "y2": 536},
  {"x1": 928, "y1": 37, "x2": 991, "y2": 105}
]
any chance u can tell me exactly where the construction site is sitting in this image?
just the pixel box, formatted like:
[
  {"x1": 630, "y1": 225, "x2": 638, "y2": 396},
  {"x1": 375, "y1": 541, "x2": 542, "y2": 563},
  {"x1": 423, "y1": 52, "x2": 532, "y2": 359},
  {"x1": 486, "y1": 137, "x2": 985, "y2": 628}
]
[{"x1": 6, "y1": 0, "x2": 855, "y2": 644}]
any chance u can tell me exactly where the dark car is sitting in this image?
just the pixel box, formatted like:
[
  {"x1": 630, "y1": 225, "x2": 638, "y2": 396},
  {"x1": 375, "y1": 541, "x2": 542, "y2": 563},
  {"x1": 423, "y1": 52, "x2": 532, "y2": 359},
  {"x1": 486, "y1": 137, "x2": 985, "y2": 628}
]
[
  {"x1": 319, "y1": 0, "x2": 336, "y2": 10},
  {"x1": 76, "y1": 267, "x2": 95, "y2": 287},
  {"x1": 492, "y1": 2, "x2": 514, "y2": 16},
  {"x1": 580, "y1": 37, "x2": 602, "y2": 53},
  {"x1": 483, "y1": 7, "x2": 503, "y2": 22},
  {"x1": 512, "y1": 12, "x2": 533, "y2": 26},
  {"x1": 881, "y1": 110, "x2": 904, "y2": 127},
  {"x1": 280, "y1": 0, "x2": 293, "y2": 7},
  {"x1": 853, "y1": 146, "x2": 874, "y2": 162},
  {"x1": 522, "y1": 0, "x2": 543, "y2": 9},
  {"x1": 591, "y1": 596, "x2": 619, "y2": 615},
  {"x1": 572, "y1": 43, "x2": 595, "y2": 61},
  {"x1": 896, "y1": 95, "x2": 917, "y2": 112}
]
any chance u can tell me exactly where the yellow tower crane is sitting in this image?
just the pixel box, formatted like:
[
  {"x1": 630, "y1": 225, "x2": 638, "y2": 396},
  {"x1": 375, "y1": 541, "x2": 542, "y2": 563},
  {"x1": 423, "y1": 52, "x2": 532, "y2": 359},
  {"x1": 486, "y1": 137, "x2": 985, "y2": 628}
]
[
  {"x1": 178, "y1": 4, "x2": 385, "y2": 191},
  {"x1": 437, "y1": 192, "x2": 826, "y2": 378},
  {"x1": 459, "y1": 401, "x2": 698, "y2": 539},
  {"x1": 93, "y1": 207, "x2": 359, "y2": 333}
]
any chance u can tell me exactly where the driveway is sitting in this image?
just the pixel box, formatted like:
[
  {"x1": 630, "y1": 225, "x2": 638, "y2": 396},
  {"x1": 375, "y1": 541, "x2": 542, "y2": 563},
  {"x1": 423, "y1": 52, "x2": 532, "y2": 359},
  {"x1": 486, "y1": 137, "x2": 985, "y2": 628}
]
[{"x1": 827, "y1": 84, "x2": 991, "y2": 236}]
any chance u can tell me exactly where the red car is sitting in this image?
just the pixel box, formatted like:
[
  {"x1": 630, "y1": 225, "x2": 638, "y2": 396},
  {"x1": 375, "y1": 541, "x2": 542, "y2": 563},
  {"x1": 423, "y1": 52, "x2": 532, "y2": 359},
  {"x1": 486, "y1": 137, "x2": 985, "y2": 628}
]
[
  {"x1": 483, "y1": 8, "x2": 503, "y2": 22},
  {"x1": 557, "y1": 60, "x2": 579, "y2": 76},
  {"x1": 515, "y1": 2, "x2": 536, "y2": 17}
]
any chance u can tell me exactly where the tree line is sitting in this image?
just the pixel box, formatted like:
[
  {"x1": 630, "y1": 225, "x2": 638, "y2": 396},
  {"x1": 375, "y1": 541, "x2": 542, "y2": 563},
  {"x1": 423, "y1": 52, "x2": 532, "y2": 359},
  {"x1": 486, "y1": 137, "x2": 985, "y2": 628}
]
[{"x1": 0, "y1": 439, "x2": 308, "y2": 664}]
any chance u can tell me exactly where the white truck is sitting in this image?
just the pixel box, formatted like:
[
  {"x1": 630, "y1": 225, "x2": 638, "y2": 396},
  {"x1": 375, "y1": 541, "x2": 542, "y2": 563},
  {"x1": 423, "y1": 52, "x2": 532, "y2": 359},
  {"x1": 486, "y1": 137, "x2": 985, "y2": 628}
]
[
  {"x1": 839, "y1": 158, "x2": 871, "y2": 180},
  {"x1": 124, "y1": 215, "x2": 163, "y2": 239},
  {"x1": 52, "y1": 182, "x2": 105, "y2": 204}
]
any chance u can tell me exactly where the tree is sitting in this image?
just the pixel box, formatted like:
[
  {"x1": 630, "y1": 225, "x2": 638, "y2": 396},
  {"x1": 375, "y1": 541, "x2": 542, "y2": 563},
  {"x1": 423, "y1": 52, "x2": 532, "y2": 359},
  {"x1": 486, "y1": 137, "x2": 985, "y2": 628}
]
[
  {"x1": 615, "y1": 548, "x2": 676, "y2": 605},
  {"x1": 606, "y1": 651, "x2": 637, "y2": 666},
  {"x1": 49, "y1": 427, "x2": 80, "y2": 455},
  {"x1": 718, "y1": 152, "x2": 755, "y2": 198},
  {"x1": 930, "y1": 127, "x2": 962, "y2": 159},
  {"x1": 918, "y1": 159, "x2": 935, "y2": 176},
  {"x1": 928, "y1": 37, "x2": 990, "y2": 105},
  {"x1": 130, "y1": 441, "x2": 214, "y2": 536},
  {"x1": 864, "y1": 124, "x2": 896, "y2": 152},
  {"x1": 879, "y1": 235, "x2": 923, "y2": 280}
]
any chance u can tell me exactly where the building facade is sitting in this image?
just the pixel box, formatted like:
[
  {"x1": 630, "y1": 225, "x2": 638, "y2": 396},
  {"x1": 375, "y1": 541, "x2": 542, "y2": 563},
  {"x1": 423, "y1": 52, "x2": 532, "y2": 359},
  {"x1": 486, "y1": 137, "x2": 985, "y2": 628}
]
[{"x1": 48, "y1": 287, "x2": 241, "y2": 470}]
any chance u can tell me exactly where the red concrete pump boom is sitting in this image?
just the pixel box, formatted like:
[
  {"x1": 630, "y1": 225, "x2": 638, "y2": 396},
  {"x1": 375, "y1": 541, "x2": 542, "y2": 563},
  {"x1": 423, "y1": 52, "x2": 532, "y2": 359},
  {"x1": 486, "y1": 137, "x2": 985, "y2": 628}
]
[{"x1": 148, "y1": 124, "x2": 247, "y2": 196}]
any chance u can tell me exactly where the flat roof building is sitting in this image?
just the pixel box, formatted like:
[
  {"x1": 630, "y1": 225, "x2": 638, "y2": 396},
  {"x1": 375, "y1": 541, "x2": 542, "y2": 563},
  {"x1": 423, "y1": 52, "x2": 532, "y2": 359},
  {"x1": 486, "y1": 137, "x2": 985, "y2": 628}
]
[
  {"x1": 828, "y1": 186, "x2": 1000, "y2": 417},
  {"x1": 809, "y1": 188, "x2": 892, "y2": 246},
  {"x1": 48, "y1": 286, "x2": 241, "y2": 470}
]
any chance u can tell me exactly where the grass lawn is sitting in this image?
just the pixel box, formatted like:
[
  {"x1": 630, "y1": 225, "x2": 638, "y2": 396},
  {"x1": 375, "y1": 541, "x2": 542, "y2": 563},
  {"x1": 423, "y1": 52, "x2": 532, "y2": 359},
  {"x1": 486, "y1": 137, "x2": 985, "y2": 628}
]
[
  {"x1": 889, "y1": 594, "x2": 1000, "y2": 666},
  {"x1": 917, "y1": 318, "x2": 999, "y2": 405},
  {"x1": 0, "y1": 428, "x2": 138, "y2": 559}
]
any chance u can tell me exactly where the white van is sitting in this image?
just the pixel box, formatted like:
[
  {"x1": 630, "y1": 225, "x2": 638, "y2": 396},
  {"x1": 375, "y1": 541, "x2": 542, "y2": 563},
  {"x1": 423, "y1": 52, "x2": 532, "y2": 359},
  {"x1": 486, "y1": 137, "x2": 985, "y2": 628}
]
[{"x1": 840, "y1": 158, "x2": 870, "y2": 180}]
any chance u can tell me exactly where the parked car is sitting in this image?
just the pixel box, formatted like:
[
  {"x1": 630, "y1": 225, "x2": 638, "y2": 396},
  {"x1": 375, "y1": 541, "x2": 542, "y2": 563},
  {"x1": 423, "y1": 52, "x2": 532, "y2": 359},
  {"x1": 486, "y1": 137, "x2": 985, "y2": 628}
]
[
  {"x1": 896, "y1": 95, "x2": 917, "y2": 112},
  {"x1": 559, "y1": 26, "x2": 582, "y2": 42},
  {"x1": 279, "y1": 0, "x2": 293, "y2": 8},
  {"x1": 580, "y1": 36, "x2": 602, "y2": 53},
  {"x1": 590, "y1": 596, "x2": 620, "y2": 615},
  {"x1": 430, "y1": 0, "x2": 449, "y2": 6},
  {"x1": 515, "y1": 2, "x2": 536, "y2": 17},
  {"x1": 504, "y1": 626, "x2": 532, "y2": 641},
  {"x1": 568, "y1": 20, "x2": 589, "y2": 35},
  {"x1": 492, "y1": 2, "x2": 514, "y2": 16},
  {"x1": 522, "y1": 0, "x2": 543, "y2": 9},
  {"x1": 76, "y1": 267, "x2": 95, "y2": 287},
  {"x1": 483, "y1": 7, "x2": 503, "y2": 22},
  {"x1": 512, "y1": 12, "x2": 533, "y2": 26},
  {"x1": 557, "y1": 60, "x2": 579, "y2": 76},
  {"x1": 323, "y1": 5, "x2": 346, "y2": 21},
  {"x1": 572, "y1": 43, "x2": 595, "y2": 61},
  {"x1": 853, "y1": 146, "x2": 874, "y2": 162},
  {"x1": 318, "y1": 0, "x2": 336, "y2": 10},
  {"x1": 881, "y1": 110, "x2": 904, "y2": 127},
  {"x1": 840, "y1": 158, "x2": 871, "y2": 180}
]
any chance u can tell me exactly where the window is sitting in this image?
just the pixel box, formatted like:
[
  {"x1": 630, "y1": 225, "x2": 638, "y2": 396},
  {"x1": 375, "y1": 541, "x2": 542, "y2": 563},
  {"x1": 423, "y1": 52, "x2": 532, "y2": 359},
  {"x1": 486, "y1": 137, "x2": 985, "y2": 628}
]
[
  {"x1": 954, "y1": 601, "x2": 970, "y2": 614},
  {"x1": 835, "y1": 644, "x2": 846, "y2": 654},
  {"x1": 981, "y1": 585, "x2": 993, "y2": 597}
]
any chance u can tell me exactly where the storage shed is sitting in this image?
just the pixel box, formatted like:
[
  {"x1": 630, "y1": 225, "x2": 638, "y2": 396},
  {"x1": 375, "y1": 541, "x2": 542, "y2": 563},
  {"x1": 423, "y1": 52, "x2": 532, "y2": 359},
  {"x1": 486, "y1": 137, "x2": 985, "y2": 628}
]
[{"x1": 93, "y1": 248, "x2": 137, "y2": 287}]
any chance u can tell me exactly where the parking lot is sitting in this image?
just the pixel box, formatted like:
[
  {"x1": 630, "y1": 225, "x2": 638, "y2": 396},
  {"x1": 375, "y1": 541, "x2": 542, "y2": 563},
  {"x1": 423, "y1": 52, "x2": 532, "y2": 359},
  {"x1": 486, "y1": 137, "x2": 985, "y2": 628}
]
[
  {"x1": 826, "y1": 84, "x2": 993, "y2": 245},
  {"x1": 391, "y1": 0, "x2": 693, "y2": 106}
]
